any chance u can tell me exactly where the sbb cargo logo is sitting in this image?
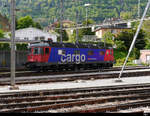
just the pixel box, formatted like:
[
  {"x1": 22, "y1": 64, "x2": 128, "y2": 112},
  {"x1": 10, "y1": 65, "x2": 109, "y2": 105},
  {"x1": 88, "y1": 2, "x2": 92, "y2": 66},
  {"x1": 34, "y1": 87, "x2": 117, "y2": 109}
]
[{"x1": 60, "y1": 54, "x2": 86, "y2": 64}]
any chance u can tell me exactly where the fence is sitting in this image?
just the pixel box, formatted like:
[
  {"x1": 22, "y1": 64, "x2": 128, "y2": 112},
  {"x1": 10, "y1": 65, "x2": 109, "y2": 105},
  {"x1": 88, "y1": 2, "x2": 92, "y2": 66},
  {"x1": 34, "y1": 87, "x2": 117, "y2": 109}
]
[{"x1": 0, "y1": 51, "x2": 28, "y2": 68}]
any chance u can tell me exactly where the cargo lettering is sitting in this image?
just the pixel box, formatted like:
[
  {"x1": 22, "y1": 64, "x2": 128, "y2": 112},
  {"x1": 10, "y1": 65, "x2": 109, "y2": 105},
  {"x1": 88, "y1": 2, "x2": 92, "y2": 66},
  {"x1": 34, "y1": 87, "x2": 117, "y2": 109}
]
[{"x1": 61, "y1": 54, "x2": 86, "y2": 64}]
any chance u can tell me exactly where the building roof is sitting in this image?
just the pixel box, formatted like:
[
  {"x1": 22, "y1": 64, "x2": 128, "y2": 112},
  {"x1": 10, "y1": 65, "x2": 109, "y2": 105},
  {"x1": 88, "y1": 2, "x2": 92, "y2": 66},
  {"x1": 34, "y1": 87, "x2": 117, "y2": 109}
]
[
  {"x1": 49, "y1": 20, "x2": 75, "y2": 29},
  {"x1": 95, "y1": 25, "x2": 131, "y2": 32},
  {"x1": 15, "y1": 27, "x2": 57, "y2": 36},
  {"x1": 0, "y1": 38, "x2": 42, "y2": 43},
  {"x1": 140, "y1": 50, "x2": 150, "y2": 52}
]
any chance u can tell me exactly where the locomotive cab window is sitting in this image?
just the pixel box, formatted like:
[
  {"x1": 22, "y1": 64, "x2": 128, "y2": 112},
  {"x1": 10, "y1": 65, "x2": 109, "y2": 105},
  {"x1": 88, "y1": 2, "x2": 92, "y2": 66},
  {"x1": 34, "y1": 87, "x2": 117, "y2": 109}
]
[
  {"x1": 33, "y1": 48, "x2": 39, "y2": 55},
  {"x1": 45, "y1": 48, "x2": 49, "y2": 54},
  {"x1": 33, "y1": 48, "x2": 43, "y2": 55},
  {"x1": 40, "y1": 48, "x2": 44, "y2": 55}
]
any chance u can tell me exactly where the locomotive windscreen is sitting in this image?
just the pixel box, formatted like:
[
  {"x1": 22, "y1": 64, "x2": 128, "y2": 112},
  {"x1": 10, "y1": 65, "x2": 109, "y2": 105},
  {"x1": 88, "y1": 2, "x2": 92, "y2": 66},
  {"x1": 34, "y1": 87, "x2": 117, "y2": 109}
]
[{"x1": 33, "y1": 47, "x2": 44, "y2": 55}]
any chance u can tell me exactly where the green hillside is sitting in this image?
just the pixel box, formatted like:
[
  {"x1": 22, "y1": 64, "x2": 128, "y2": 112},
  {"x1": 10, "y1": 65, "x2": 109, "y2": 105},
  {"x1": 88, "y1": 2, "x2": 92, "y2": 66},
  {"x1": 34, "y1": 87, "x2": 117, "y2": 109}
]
[{"x1": 0, "y1": 0, "x2": 149, "y2": 26}]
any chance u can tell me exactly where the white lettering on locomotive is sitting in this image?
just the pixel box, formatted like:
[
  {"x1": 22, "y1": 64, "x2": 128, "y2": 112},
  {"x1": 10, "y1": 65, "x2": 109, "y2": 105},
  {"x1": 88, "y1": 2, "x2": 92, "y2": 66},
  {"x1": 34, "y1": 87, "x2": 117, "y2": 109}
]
[
  {"x1": 61, "y1": 55, "x2": 67, "y2": 63},
  {"x1": 61, "y1": 54, "x2": 86, "y2": 64}
]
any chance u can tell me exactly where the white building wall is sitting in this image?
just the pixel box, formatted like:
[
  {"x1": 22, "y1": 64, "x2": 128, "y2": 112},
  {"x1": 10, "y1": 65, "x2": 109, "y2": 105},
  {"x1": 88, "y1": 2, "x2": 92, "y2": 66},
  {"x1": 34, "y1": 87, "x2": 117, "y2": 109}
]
[
  {"x1": 95, "y1": 30, "x2": 102, "y2": 38},
  {"x1": 15, "y1": 27, "x2": 57, "y2": 42}
]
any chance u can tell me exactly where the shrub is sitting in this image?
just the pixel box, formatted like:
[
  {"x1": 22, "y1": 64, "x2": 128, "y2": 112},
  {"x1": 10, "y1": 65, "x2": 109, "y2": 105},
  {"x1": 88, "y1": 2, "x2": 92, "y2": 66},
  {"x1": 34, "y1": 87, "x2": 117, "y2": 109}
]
[{"x1": 0, "y1": 29, "x2": 4, "y2": 38}]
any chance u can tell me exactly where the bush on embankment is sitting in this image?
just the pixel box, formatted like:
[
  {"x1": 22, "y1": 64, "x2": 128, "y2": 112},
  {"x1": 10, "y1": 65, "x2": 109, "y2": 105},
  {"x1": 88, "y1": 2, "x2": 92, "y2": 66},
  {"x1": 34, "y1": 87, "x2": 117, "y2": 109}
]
[{"x1": 113, "y1": 49, "x2": 139, "y2": 66}]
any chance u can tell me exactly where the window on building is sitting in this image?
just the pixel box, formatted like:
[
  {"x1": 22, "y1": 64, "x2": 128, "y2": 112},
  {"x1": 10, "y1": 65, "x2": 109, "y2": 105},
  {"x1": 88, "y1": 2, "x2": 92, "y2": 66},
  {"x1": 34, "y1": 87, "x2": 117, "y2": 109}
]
[
  {"x1": 40, "y1": 36, "x2": 45, "y2": 41},
  {"x1": 16, "y1": 37, "x2": 20, "y2": 40},
  {"x1": 111, "y1": 29, "x2": 117, "y2": 34},
  {"x1": 24, "y1": 37, "x2": 29, "y2": 40},
  {"x1": 35, "y1": 37, "x2": 39, "y2": 41}
]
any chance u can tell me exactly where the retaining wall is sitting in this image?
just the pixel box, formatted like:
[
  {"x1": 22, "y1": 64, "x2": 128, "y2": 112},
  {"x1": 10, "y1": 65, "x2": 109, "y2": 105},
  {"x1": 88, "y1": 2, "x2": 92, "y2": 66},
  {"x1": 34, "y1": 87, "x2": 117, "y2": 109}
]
[{"x1": 0, "y1": 51, "x2": 28, "y2": 68}]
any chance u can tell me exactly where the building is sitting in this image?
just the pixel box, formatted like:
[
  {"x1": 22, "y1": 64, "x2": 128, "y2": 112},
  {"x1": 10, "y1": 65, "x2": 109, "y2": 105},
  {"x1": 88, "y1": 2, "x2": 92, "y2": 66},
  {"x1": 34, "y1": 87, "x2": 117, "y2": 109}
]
[
  {"x1": 95, "y1": 25, "x2": 131, "y2": 39},
  {"x1": 0, "y1": 13, "x2": 10, "y2": 32},
  {"x1": 140, "y1": 50, "x2": 150, "y2": 64},
  {"x1": 44, "y1": 20, "x2": 75, "y2": 32},
  {"x1": 14, "y1": 27, "x2": 57, "y2": 42},
  {"x1": 49, "y1": 20, "x2": 75, "y2": 29}
]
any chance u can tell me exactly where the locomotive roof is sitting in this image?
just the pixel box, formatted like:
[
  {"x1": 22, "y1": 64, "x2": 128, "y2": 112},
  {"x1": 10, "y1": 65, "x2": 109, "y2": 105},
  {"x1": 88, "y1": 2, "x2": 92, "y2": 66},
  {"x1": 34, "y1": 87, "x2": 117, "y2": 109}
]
[
  {"x1": 30, "y1": 42, "x2": 112, "y2": 49},
  {"x1": 30, "y1": 43, "x2": 50, "y2": 47}
]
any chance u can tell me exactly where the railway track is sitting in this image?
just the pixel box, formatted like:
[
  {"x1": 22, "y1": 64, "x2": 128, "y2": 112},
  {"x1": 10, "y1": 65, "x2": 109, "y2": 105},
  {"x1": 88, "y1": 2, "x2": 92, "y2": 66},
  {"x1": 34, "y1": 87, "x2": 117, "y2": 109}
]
[
  {"x1": 1, "y1": 83, "x2": 150, "y2": 113},
  {"x1": 0, "y1": 66, "x2": 149, "y2": 78},
  {"x1": 0, "y1": 68, "x2": 150, "y2": 86}
]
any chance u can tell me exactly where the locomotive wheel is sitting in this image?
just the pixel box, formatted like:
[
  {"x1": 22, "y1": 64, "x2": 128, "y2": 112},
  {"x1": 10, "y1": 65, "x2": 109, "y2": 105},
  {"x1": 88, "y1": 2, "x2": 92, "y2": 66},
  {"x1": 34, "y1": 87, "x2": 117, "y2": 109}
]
[
  {"x1": 83, "y1": 64, "x2": 88, "y2": 70},
  {"x1": 42, "y1": 67, "x2": 48, "y2": 72},
  {"x1": 58, "y1": 66, "x2": 64, "y2": 71},
  {"x1": 74, "y1": 65, "x2": 80, "y2": 72},
  {"x1": 52, "y1": 69, "x2": 57, "y2": 72},
  {"x1": 36, "y1": 68, "x2": 42, "y2": 72}
]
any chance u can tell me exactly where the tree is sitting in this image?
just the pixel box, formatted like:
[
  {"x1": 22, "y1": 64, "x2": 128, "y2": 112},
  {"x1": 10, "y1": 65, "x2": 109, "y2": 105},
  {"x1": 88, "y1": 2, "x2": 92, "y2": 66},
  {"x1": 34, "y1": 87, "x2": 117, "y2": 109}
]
[
  {"x1": 16, "y1": 43, "x2": 28, "y2": 51},
  {"x1": 54, "y1": 22, "x2": 69, "y2": 42},
  {"x1": 0, "y1": 43, "x2": 10, "y2": 50},
  {"x1": 69, "y1": 19, "x2": 95, "y2": 42},
  {"x1": 115, "y1": 29, "x2": 146, "y2": 59},
  {"x1": 120, "y1": 11, "x2": 133, "y2": 20},
  {"x1": 115, "y1": 29, "x2": 146, "y2": 51},
  {"x1": 81, "y1": 19, "x2": 95, "y2": 36},
  {"x1": 16, "y1": 16, "x2": 42, "y2": 30},
  {"x1": 72, "y1": 19, "x2": 95, "y2": 42},
  {"x1": 34, "y1": 22, "x2": 42, "y2": 29},
  {"x1": 102, "y1": 31, "x2": 115, "y2": 45},
  {"x1": 70, "y1": 29, "x2": 83, "y2": 43},
  {"x1": 142, "y1": 20, "x2": 150, "y2": 49},
  {"x1": 0, "y1": 29, "x2": 4, "y2": 38},
  {"x1": 0, "y1": 0, "x2": 149, "y2": 26}
]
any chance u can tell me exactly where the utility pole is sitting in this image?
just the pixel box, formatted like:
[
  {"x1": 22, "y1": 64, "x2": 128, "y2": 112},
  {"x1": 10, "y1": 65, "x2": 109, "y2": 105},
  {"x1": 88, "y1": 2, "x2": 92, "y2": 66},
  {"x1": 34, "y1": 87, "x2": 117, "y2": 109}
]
[
  {"x1": 60, "y1": 0, "x2": 64, "y2": 44},
  {"x1": 116, "y1": 0, "x2": 150, "y2": 82},
  {"x1": 10, "y1": 0, "x2": 18, "y2": 90},
  {"x1": 138, "y1": 0, "x2": 141, "y2": 18},
  {"x1": 84, "y1": 3, "x2": 91, "y2": 26},
  {"x1": 76, "y1": 10, "x2": 79, "y2": 44},
  {"x1": 86, "y1": 6, "x2": 88, "y2": 25}
]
